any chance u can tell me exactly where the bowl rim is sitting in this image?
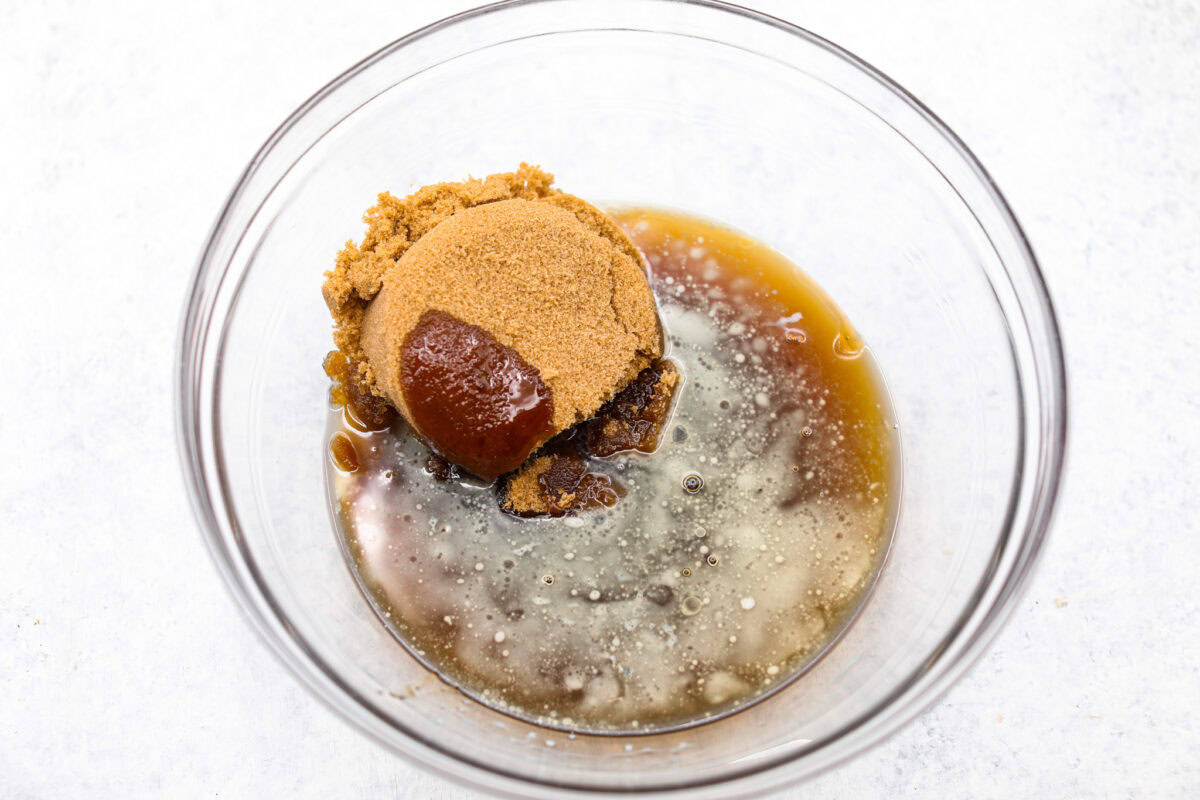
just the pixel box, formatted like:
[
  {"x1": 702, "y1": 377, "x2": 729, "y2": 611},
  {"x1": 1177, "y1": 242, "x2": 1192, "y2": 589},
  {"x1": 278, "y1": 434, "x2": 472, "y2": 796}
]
[{"x1": 175, "y1": 0, "x2": 1068, "y2": 795}]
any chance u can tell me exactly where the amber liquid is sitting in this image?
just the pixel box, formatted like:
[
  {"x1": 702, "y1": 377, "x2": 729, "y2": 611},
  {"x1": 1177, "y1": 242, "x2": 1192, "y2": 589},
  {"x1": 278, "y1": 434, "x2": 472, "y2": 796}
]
[{"x1": 328, "y1": 208, "x2": 898, "y2": 733}]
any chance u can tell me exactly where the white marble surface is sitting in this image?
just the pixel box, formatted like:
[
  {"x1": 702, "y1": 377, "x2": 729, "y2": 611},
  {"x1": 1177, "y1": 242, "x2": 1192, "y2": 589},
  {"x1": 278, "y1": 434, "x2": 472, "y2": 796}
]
[{"x1": 3, "y1": 1, "x2": 1198, "y2": 797}]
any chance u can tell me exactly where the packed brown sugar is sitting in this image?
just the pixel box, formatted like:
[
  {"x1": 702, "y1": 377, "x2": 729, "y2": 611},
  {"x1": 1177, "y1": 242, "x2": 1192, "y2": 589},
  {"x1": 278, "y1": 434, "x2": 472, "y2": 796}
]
[{"x1": 324, "y1": 165, "x2": 661, "y2": 479}]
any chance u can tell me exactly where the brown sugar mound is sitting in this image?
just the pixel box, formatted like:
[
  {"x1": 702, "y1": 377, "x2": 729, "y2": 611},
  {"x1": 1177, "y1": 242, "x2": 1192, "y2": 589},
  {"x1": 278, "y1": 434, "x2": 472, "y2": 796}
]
[
  {"x1": 361, "y1": 198, "x2": 661, "y2": 432},
  {"x1": 324, "y1": 164, "x2": 663, "y2": 478}
]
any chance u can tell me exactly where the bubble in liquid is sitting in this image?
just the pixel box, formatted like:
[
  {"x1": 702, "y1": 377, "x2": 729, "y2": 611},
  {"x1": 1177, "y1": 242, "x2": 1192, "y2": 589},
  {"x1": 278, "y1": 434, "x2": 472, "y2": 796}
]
[
  {"x1": 706, "y1": 554, "x2": 719, "y2": 567},
  {"x1": 543, "y1": 575, "x2": 554, "y2": 585},
  {"x1": 784, "y1": 328, "x2": 807, "y2": 344},
  {"x1": 680, "y1": 596, "x2": 703, "y2": 616},
  {"x1": 681, "y1": 567, "x2": 692, "y2": 577},
  {"x1": 832, "y1": 331, "x2": 864, "y2": 359},
  {"x1": 802, "y1": 426, "x2": 814, "y2": 437},
  {"x1": 682, "y1": 473, "x2": 704, "y2": 494}
]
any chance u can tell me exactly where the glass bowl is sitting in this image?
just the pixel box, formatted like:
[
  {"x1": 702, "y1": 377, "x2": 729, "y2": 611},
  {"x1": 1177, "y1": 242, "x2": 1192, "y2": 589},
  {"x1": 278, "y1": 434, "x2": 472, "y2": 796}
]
[{"x1": 175, "y1": 0, "x2": 1067, "y2": 796}]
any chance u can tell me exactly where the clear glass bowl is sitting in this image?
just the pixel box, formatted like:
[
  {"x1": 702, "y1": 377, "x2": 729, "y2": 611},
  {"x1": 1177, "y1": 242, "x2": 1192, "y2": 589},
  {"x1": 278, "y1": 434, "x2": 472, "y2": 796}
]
[{"x1": 175, "y1": 1, "x2": 1067, "y2": 796}]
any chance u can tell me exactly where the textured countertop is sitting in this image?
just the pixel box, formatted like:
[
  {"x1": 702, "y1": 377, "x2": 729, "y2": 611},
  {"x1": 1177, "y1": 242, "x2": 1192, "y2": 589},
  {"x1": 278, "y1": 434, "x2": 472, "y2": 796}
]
[{"x1": 3, "y1": 1, "x2": 1198, "y2": 797}]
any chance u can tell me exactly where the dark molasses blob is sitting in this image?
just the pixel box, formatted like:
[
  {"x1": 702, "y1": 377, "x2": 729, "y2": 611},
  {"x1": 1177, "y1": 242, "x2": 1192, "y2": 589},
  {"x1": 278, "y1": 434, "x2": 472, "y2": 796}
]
[{"x1": 400, "y1": 310, "x2": 554, "y2": 480}]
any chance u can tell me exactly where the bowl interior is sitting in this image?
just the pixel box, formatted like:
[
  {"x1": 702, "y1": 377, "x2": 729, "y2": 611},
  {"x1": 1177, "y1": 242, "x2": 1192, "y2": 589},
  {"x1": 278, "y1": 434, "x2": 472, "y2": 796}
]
[{"x1": 187, "y1": 2, "x2": 1057, "y2": 796}]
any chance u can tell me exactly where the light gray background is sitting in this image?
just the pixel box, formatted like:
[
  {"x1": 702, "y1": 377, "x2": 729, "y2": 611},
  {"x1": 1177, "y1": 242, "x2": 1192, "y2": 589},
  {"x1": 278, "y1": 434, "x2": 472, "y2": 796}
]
[{"x1": 3, "y1": 0, "x2": 1197, "y2": 797}]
